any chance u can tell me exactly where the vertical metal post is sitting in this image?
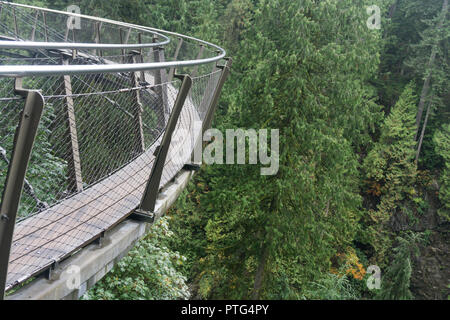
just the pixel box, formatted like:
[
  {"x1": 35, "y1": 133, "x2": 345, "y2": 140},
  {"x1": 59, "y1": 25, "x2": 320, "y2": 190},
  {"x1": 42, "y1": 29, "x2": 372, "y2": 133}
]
[
  {"x1": 168, "y1": 38, "x2": 183, "y2": 82},
  {"x1": 64, "y1": 16, "x2": 76, "y2": 43},
  {"x1": 133, "y1": 75, "x2": 192, "y2": 220},
  {"x1": 153, "y1": 35, "x2": 169, "y2": 122},
  {"x1": 137, "y1": 33, "x2": 145, "y2": 81},
  {"x1": 64, "y1": 18, "x2": 70, "y2": 42},
  {"x1": 12, "y1": 7, "x2": 18, "y2": 40},
  {"x1": 121, "y1": 28, "x2": 132, "y2": 64},
  {"x1": 30, "y1": 11, "x2": 39, "y2": 41},
  {"x1": 125, "y1": 28, "x2": 132, "y2": 45},
  {"x1": 95, "y1": 22, "x2": 102, "y2": 57},
  {"x1": 128, "y1": 51, "x2": 146, "y2": 155},
  {"x1": 120, "y1": 28, "x2": 125, "y2": 63},
  {"x1": 62, "y1": 58, "x2": 84, "y2": 193},
  {"x1": 42, "y1": 11, "x2": 48, "y2": 42},
  {"x1": 202, "y1": 58, "x2": 232, "y2": 134},
  {"x1": 0, "y1": 79, "x2": 45, "y2": 300}
]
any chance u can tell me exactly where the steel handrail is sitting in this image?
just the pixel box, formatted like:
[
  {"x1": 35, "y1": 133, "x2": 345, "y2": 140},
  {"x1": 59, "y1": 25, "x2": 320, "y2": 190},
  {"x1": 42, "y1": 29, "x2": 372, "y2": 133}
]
[
  {"x1": 0, "y1": 1, "x2": 171, "y2": 48},
  {"x1": 0, "y1": 1, "x2": 227, "y2": 77},
  {"x1": 0, "y1": 40, "x2": 170, "y2": 51}
]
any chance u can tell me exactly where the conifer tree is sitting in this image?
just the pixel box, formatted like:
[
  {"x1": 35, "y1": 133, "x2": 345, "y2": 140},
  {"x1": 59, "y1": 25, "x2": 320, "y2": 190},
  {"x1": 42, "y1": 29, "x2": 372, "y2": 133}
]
[
  {"x1": 376, "y1": 235, "x2": 415, "y2": 300},
  {"x1": 363, "y1": 85, "x2": 418, "y2": 264},
  {"x1": 181, "y1": 0, "x2": 384, "y2": 299},
  {"x1": 433, "y1": 124, "x2": 450, "y2": 221}
]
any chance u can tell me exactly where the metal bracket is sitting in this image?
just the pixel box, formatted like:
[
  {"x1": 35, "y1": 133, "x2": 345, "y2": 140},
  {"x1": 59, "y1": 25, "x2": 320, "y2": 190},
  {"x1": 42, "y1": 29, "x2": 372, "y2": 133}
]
[
  {"x1": 129, "y1": 209, "x2": 155, "y2": 224},
  {"x1": 93, "y1": 231, "x2": 106, "y2": 246},
  {"x1": 44, "y1": 260, "x2": 60, "y2": 281},
  {"x1": 14, "y1": 78, "x2": 28, "y2": 96},
  {"x1": 183, "y1": 163, "x2": 201, "y2": 172},
  {"x1": 0, "y1": 78, "x2": 45, "y2": 299},
  {"x1": 138, "y1": 74, "x2": 192, "y2": 214}
]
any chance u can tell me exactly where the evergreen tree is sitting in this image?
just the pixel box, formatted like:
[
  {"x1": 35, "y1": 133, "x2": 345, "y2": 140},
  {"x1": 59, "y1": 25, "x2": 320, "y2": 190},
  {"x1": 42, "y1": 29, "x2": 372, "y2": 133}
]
[
  {"x1": 433, "y1": 124, "x2": 450, "y2": 221},
  {"x1": 377, "y1": 233, "x2": 422, "y2": 300},
  {"x1": 363, "y1": 85, "x2": 418, "y2": 264},
  {"x1": 172, "y1": 0, "x2": 384, "y2": 299},
  {"x1": 408, "y1": 0, "x2": 449, "y2": 162}
]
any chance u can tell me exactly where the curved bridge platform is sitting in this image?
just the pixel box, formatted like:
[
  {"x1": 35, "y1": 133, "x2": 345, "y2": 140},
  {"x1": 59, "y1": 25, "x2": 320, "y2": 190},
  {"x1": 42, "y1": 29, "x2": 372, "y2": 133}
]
[
  {"x1": 7, "y1": 90, "x2": 200, "y2": 290},
  {"x1": 0, "y1": 1, "x2": 230, "y2": 298}
]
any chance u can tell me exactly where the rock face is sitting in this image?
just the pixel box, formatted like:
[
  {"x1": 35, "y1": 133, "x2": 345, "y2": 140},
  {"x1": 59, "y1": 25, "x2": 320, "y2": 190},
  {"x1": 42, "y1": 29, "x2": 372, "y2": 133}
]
[
  {"x1": 410, "y1": 228, "x2": 449, "y2": 299},
  {"x1": 409, "y1": 187, "x2": 450, "y2": 300}
]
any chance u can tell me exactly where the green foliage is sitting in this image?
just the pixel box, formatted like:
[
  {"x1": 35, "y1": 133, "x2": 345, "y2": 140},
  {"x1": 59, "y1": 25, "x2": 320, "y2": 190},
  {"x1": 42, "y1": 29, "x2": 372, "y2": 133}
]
[
  {"x1": 0, "y1": 91, "x2": 67, "y2": 219},
  {"x1": 302, "y1": 272, "x2": 360, "y2": 300},
  {"x1": 167, "y1": 0, "x2": 385, "y2": 300},
  {"x1": 376, "y1": 233, "x2": 423, "y2": 300},
  {"x1": 362, "y1": 85, "x2": 418, "y2": 264},
  {"x1": 83, "y1": 217, "x2": 190, "y2": 300},
  {"x1": 364, "y1": 84, "x2": 418, "y2": 207},
  {"x1": 11, "y1": 0, "x2": 447, "y2": 300},
  {"x1": 434, "y1": 124, "x2": 450, "y2": 221}
]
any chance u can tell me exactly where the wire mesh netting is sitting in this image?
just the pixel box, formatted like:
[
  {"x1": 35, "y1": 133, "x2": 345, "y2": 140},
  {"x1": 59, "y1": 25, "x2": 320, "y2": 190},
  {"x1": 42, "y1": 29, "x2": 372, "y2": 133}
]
[
  {"x1": 1, "y1": 67, "x2": 222, "y2": 291},
  {"x1": 0, "y1": 1, "x2": 227, "y2": 292}
]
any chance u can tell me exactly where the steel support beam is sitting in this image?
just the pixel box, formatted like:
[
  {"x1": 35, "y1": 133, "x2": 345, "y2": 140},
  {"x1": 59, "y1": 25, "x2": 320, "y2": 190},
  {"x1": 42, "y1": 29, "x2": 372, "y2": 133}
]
[
  {"x1": 30, "y1": 11, "x2": 39, "y2": 41},
  {"x1": 152, "y1": 36, "x2": 169, "y2": 123},
  {"x1": 42, "y1": 12, "x2": 48, "y2": 42},
  {"x1": 0, "y1": 79, "x2": 45, "y2": 300},
  {"x1": 62, "y1": 58, "x2": 84, "y2": 193},
  {"x1": 168, "y1": 38, "x2": 183, "y2": 82},
  {"x1": 94, "y1": 22, "x2": 102, "y2": 57},
  {"x1": 133, "y1": 74, "x2": 192, "y2": 220},
  {"x1": 128, "y1": 51, "x2": 146, "y2": 155},
  {"x1": 12, "y1": 6, "x2": 18, "y2": 40}
]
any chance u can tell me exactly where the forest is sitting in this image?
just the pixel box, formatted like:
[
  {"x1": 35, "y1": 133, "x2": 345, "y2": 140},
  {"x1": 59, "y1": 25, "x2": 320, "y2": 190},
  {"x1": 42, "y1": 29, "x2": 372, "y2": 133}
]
[{"x1": 8, "y1": 0, "x2": 450, "y2": 300}]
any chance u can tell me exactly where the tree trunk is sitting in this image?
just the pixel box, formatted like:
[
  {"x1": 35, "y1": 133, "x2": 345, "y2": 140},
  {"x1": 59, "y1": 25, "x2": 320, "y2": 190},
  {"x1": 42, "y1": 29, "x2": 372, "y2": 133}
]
[
  {"x1": 416, "y1": 94, "x2": 434, "y2": 163},
  {"x1": 415, "y1": 0, "x2": 448, "y2": 140},
  {"x1": 251, "y1": 242, "x2": 269, "y2": 300},
  {"x1": 388, "y1": 0, "x2": 398, "y2": 18}
]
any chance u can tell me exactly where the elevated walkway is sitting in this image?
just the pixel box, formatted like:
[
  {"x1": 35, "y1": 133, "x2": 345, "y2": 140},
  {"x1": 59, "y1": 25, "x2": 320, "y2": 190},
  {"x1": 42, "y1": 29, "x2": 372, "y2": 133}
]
[{"x1": 0, "y1": 1, "x2": 230, "y2": 299}]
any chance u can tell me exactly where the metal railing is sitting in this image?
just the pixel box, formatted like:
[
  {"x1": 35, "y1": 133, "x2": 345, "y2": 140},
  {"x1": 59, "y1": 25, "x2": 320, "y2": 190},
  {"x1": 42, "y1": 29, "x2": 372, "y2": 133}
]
[{"x1": 0, "y1": 1, "x2": 231, "y2": 298}]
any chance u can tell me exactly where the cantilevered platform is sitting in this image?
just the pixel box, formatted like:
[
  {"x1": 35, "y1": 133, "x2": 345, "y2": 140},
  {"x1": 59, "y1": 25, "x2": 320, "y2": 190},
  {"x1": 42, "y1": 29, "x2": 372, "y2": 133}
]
[
  {"x1": 6, "y1": 93, "x2": 201, "y2": 291},
  {"x1": 0, "y1": 1, "x2": 228, "y2": 300}
]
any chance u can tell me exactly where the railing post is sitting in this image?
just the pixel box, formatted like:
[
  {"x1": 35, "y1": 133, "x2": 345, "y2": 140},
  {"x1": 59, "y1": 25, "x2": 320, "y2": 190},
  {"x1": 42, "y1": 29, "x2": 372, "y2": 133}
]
[
  {"x1": 132, "y1": 75, "x2": 192, "y2": 222},
  {"x1": 42, "y1": 11, "x2": 48, "y2": 42},
  {"x1": 30, "y1": 11, "x2": 39, "y2": 41},
  {"x1": 61, "y1": 57, "x2": 84, "y2": 193},
  {"x1": 152, "y1": 35, "x2": 170, "y2": 123},
  {"x1": 0, "y1": 79, "x2": 45, "y2": 300},
  {"x1": 168, "y1": 38, "x2": 183, "y2": 82},
  {"x1": 12, "y1": 6, "x2": 18, "y2": 40},
  {"x1": 202, "y1": 58, "x2": 232, "y2": 134},
  {"x1": 94, "y1": 22, "x2": 102, "y2": 57},
  {"x1": 120, "y1": 28, "x2": 126, "y2": 64},
  {"x1": 128, "y1": 51, "x2": 146, "y2": 155}
]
